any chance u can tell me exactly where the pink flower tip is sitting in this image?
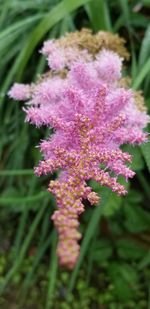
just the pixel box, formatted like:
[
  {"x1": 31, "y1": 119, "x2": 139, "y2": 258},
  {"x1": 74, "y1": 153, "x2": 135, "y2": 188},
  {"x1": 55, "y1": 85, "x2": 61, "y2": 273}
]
[
  {"x1": 8, "y1": 83, "x2": 31, "y2": 101},
  {"x1": 95, "y1": 49, "x2": 123, "y2": 82}
]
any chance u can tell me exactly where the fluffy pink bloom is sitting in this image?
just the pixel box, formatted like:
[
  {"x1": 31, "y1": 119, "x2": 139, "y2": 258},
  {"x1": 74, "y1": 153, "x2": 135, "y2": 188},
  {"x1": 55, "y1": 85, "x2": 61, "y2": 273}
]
[
  {"x1": 95, "y1": 49, "x2": 123, "y2": 81},
  {"x1": 9, "y1": 39, "x2": 149, "y2": 269},
  {"x1": 41, "y1": 40, "x2": 92, "y2": 71},
  {"x1": 8, "y1": 83, "x2": 31, "y2": 101}
]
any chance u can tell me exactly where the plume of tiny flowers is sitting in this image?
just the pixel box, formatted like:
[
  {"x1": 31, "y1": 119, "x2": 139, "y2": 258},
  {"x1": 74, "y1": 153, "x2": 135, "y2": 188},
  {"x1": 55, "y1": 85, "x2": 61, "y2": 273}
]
[
  {"x1": 8, "y1": 83, "x2": 31, "y2": 101},
  {"x1": 8, "y1": 33, "x2": 149, "y2": 269}
]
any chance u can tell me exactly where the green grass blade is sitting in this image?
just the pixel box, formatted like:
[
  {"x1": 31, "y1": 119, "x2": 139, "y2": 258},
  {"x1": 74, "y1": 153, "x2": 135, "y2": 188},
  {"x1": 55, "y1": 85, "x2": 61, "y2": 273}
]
[
  {"x1": 132, "y1": 57, "x2": 150, "y2": 90},
  {"x1": 0, "y1": 14, "x2": 44, "y2": 40},
  {"x1": 138, "y1": 250, "x2": 150, "y2": 269},
  {"x1": 0, "y1": 169, "x2": 33, "y2": 176},
  {"x1": 68, "y1": 188, "x2": 110, "y2": 293},
  {"x1": 16, "y1": 0, "x2": 91, "y2": 81},
  {"x1": 21, "y1": 234, "x2": 53, "y2": 299},
  {"x1": 0, "y1": 191, "x2": 49, "y2": 206},
  {"x1": 39, "y1": 212, "x2": 51, "y2": 246},
  {"x1": 0, "y1": 0, "x2": 91, "y2": 107},
  {"x1": 85, "y1": 0, "x2": 112, "y2": 31},
  {"x1": 118, "y1": 0, "x2": 131, "y2": 31},
  {"x1": 140, "y1": 143, "x2": 150, "y2": 173},
  {"x1": 0, "y1": 50, "x2": 26, "y2": 107},
  {"x1": 45, "y1": 232, "x2": 58, "y2": 309},
  {"x1": 131, "y1": 44, "x2": 138, "y2": 79},
  {"x1": 0, "y1": 201, "x2": 48, "y2": 294},
  {"x1": 13, "y1": 209, "x2": 29, "y2": 258},
  {"x1": 139, "y1": 25, "x2": 150, "y2": 68},
  {"x1": 0, "y1": 0, "x2": 9, "y2": 30},
  {"x1": 13, "y1": 178, "x2": 39, "y2": 258}
]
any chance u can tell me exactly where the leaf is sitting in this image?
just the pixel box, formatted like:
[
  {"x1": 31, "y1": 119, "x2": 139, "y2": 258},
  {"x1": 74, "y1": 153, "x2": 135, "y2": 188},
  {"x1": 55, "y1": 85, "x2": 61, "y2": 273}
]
[
  {"x1": 124, "y1": 203, "x2": 150, "y2": 233},
  {"x1": 91, "y1": 239, "x2": 113, "y2": 262},
  {"x1": 130, "y1": 13, "x2": 149, "y2": 28},
  {"x1": 0, "y1": 14, "x2": 44, "y2": 41},
  {"x1": 0, "y1": 201, "x2": 48, "y2": 294},
  {"x1": 0, "y1": 0, "x2": 91, "y2": 106},
  {"x1": 138, "y1": 250, "x2": 150, "y2": 269},
  {"x1": 0, "y1": 169, "x2": 33, "y2": 176},
  {"x1": 90, "y1": 178, "x2": 128, "y2": 217},
  {"x1": 108, "y1": 262, "x2": 138, "y2": 301},
  {"x1": 85, "y1": 0, "x2": 112, "y2": 31},
  {"x1": 102, "y1": 193, "x2": 122, "y2": 217},
  {"x1": 122, "y1": 145, "x2": 144, "y2": 171},
  {"x1": 116, "y1": 238, "x2": 147, "y2": 260},
  {"x1": 131, "y1": 44, "x2": 138, "y2": 80},
  {"x1": 142, "y1": 0, "x2": 150, "y2": 7},
  {"x1": 109, "y1": 221, "x2": 124, "y2": 236},
  {"x1": 141, "y1": 143, "x2": 150, "y2": 173},
  {"x1": 139, "y1": 25, "x2": 150, "y2": 68},
  {"x1": 0, "y1": 191, "x2": 49, "y2": 206},
  {"x1": 118, "y1": 0, "x2": 131, "y2": 32},
  {"x1": 127, "y1": 189, "x2": 143, "y2": 204},
  {"x1": 21, "y1": 236, "x2": 52, "y2": 301},
  {"x1": 137, "y1": 171, "x2": 150, "y2": 201},
  {"x1": 119, "y1": 264, "x2": 138, "y2": 285},
  {"x1": 132, "y1": 57, "x2": 150, "y2": 89},
  {"x1": 16, "y1": 0, "x2": 91, "y2": 81}
]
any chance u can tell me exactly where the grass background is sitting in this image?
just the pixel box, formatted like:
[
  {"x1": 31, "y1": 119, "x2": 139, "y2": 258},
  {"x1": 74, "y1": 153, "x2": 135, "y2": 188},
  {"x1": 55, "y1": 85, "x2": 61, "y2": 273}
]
[{"x1": 0, "y1": 0, "x2": 150, "y2": 308}]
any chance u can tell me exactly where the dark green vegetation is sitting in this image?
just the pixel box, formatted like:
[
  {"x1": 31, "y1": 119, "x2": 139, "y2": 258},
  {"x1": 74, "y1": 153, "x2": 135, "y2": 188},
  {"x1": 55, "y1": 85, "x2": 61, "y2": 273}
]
[{"x1": 0, "y1": 0, "x2": 150, "y2": 308}]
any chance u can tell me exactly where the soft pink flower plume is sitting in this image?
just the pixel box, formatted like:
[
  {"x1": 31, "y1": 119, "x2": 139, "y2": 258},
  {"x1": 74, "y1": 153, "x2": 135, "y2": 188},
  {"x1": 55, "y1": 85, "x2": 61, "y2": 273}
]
[{"x1": 9, "y1": 38, "x2": 149, "y2": 269}]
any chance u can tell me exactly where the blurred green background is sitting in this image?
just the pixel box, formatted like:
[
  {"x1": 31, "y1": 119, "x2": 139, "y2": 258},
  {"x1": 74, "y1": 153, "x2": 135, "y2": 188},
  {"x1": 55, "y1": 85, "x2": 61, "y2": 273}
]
[{"x1": 0, "y1": 0, "x2": 150, "y2": 308}]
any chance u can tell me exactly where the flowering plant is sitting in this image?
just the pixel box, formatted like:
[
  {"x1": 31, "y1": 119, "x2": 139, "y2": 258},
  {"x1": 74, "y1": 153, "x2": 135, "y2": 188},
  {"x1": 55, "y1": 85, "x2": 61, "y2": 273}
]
[{"x1": 9, "y1": 29, "x2": 149, "y2": 269}]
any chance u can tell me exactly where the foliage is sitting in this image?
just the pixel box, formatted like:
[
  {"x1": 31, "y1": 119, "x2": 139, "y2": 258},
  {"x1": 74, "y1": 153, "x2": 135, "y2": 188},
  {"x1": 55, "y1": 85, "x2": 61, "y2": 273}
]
[{"x1": 0, "y1": 0, "x2": 150, "y2": 308}]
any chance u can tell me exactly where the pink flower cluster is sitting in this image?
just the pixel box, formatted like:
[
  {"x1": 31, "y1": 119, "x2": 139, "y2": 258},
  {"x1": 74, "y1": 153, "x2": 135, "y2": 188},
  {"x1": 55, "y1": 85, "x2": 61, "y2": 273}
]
[
  {"x1": 8, "y1": 37, "x2": 149, "y2": 269},
  {"x1": 41, "y1": 39, "x2": 92, "y2": 71}
]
